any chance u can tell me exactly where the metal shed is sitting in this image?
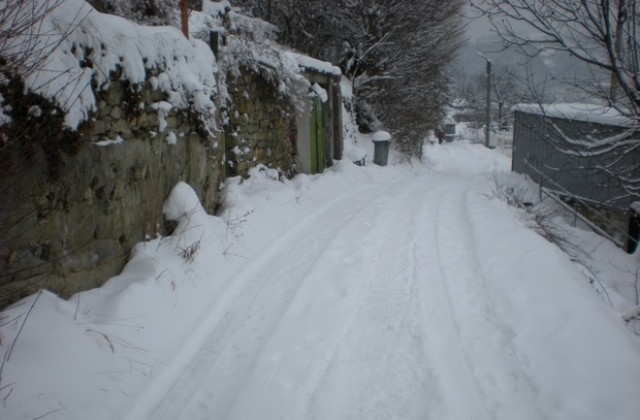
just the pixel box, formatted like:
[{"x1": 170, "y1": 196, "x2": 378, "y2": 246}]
[{"x1": 512, "y1": 103, "x2": 639, "y2": 211}]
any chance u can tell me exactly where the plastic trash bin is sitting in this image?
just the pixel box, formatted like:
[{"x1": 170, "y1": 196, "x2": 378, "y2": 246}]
[{"x1": 372, "y1": 130, "x2": 391, "y2": 166}]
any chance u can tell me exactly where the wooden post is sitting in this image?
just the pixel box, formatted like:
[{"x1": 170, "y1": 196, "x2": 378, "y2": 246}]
[{"x1": 181, "y1": 0, "x2": 189, "y2": 39}]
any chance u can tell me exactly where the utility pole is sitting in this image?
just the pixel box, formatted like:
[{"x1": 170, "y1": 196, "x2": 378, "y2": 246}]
[
  {"x1": 181, "y1": 0, "x2": 189, "y2": 39},
  {"x1": 478, "y1": 52, "x2": 492, "y2": 148},
  {"x1": 609, "y1": 0, "x2": 626, "y2": 100}
]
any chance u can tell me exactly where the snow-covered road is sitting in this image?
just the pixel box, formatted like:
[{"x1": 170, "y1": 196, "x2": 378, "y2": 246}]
[
  {"x1": 3, "y1": 143, "x2": 640, "y2": 420},
  {"x1": 127, "y1": 146, "x2": 638, "y2": 420}
]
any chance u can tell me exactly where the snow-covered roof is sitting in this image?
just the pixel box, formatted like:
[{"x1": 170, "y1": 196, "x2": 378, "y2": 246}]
[
  {"x1": 286, "y1": 52, "x2": 342, "y2": 78},
  {"x1": 512, "y1": 103, "x2": 635, "y2": 128}
]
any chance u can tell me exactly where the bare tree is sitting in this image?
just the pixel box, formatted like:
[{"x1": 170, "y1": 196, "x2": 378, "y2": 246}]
[
  {"x1": 472, "y1": 0, "x2": 640, "y2": 204},
  {"x1": 233, "y1": 0, "x2": 466, "y2": 158},
  {"x1": 470, "y1": 0, "x2": 640, "y2": 120},
  {"x1": 456, "y1": 64, "x2": 530, "y2": 129},
  {"x1": 1, "y1": 0, "x2": 73, "y2": 78},
  {"x1": 347, "y1": 0, "x2": 465, "y2": 158}
]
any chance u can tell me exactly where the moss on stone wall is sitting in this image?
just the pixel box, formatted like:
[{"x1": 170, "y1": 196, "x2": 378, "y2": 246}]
[
  {"x1": 0, "y1": 75, "x2": 85, "y2": 181},
  {"x1": 0, "y1": 75, "x2": 222, "y2": 308}
]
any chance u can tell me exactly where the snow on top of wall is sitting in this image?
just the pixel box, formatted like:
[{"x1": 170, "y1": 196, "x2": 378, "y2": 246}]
[
  {"x1": 202, "y1": 0, "x2": 232, "y2": 16},
  {"x1": 286, "y1": 52, "x2": 342, "y2": 77},
  {"x1": 5, "y1": 0, "x2": 218, "y2": 131},
  {"x1": 196, "y1": 7, "x2": 312, "y2": 114},
  {"x1": 513, "y1": 103, "x2": 636, "y2": 128},
  {"x1": 3, "y1": 0, "x2": 344, "y2": 132},
  {"x1": 311, "y1": 83, "x2": 328, "y2": 102}
]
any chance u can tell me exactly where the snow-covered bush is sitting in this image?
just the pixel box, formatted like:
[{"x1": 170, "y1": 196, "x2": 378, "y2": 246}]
[
  {"x1": 88, "y1": 0, "x2": 178, "y2": 26},
  {"x1": 194, "y1": 3, "x2": 309, "y2": 114}
]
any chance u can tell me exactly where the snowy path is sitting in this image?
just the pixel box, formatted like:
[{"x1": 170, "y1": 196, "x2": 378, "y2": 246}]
[
  {"x1": 129, "y1": 168, "x2": 544, "y2": 420},
  {"x1": 4, "y1": 144, "x2": 640, "y2": 420}
]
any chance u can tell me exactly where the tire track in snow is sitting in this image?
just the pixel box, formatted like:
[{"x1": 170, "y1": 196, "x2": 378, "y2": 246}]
[
  {"x1": 414, "y1": 174, "x2": 542, "y2": 419},
  {"x1": 300, "y1": 180, "x2": 442, "y2": 420},
  {"x1": 201, "y1": 179, "x2": 432, "y2": 419},
  {"x1": 126, "y1": 186, "x2": 381, "y2": 420},
  {"x1": 412, "y1": 175, "x2": 490, "y2": 420},
  {"x1": 130, "y1": 167, "x2": 540, "y2": 420}
]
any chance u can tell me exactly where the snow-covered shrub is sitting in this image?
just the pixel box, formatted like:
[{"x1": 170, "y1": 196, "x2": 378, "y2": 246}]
[
  {"x1": 88, "y1": 0, "x2": 178, "y2": 26},
  {"x1": 215, "y1": 9, "x2": 308, "y2": 112}
]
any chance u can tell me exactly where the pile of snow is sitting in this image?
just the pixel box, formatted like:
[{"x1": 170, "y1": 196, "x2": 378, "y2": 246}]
[{"x1": 2, "y1": 0, "x2": 218, "y2": 131}]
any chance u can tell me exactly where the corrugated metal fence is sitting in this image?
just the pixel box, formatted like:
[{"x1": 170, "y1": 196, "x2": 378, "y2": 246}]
[{"x1": 512, "y1": 110, "x2": 639, "y2": 211}]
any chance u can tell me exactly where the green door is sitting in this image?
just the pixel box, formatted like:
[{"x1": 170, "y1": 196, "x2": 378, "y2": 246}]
[{"x1": 309, "y1": 95, "x2": 325, "y2": 174}]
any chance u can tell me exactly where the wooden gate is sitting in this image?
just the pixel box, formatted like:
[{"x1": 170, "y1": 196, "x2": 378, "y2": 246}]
[{"x1": 309, "y1": 95, "x2": 325, "y2": 174}]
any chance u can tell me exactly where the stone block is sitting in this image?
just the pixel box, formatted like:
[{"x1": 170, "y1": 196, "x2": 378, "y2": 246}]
[
  {"x1": 166, "y1": 116, "x2": 179, "y2": 129},
  {"x1": 254, "y1": 147, "x2": 266, "y2": 160},
  {"x1": 150, "y1": 89, "x2": 164, "y2": 102},
  {"x1": 110, "y1": 106, "x2": 122, "y2": 119},
  {"x1": 92, "y1": 120, "x2": 108, "y2": 136},
  {"x1": 106, "y1": 85, "x2": 122, "y2": 106},
  {"x1": 110, "y1": 119, "x2": 131, "y2": 137}
]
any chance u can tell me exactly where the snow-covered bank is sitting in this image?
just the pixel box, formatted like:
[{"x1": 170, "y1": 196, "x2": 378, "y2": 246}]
[{"x1": 2, "y1": 142, "x2": 640, "y2": 420}]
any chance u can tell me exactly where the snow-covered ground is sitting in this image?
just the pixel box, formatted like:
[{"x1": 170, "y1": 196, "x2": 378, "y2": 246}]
[{"x1": 2, "y1": 139, "x2": 640, "y2": 420}]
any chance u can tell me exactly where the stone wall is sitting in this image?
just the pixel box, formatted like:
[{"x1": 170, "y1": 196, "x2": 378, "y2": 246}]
[
  {"x1": 0, "y1": 58, "x2": 341, "y2": 309},
  {"x1": 224, "y1": 68, "x2": 297, "y2": 178},
  {"x1": 0, "y1": 77, "x2": 223, "y2": 308}
]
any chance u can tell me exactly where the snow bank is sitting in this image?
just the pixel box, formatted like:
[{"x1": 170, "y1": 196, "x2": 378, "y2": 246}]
[{"x1": 469, "y1": 192, "x2": 640, "y2": 419}]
